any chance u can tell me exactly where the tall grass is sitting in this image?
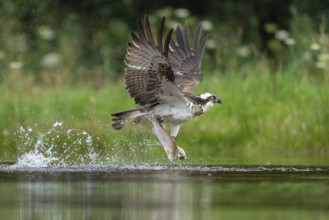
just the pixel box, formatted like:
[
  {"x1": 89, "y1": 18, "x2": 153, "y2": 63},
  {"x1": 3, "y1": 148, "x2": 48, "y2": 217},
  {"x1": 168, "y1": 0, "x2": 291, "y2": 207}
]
[{"x1": 1, "y1": 68, "x2": 328, "y2": 165}]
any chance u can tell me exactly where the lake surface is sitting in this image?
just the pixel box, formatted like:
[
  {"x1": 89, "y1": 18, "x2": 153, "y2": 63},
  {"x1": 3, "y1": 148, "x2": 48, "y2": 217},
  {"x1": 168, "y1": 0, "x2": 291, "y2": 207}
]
[{"x1": 0, "y1": 164, "x2": 328, "y2": 220}]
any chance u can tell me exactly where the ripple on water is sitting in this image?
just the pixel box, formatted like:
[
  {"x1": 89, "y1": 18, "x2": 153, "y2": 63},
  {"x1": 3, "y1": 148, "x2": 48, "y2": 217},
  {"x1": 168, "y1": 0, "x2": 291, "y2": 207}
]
[{"x1": 1, "y1": 163, "x2": 329, "y2": 175}]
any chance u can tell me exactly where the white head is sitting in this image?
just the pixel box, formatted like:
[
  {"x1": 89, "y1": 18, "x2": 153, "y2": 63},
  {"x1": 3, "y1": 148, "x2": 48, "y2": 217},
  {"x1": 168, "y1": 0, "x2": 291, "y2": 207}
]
[{"x1": 199, "y1": 92, "x2": 222, "y2": 112}]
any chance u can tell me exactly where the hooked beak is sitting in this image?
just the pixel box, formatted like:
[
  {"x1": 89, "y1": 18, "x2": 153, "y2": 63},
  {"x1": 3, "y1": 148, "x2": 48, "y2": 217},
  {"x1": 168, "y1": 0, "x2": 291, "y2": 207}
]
[{"x1": 216, "y1": 98, "x2": 222, "y2": 104}]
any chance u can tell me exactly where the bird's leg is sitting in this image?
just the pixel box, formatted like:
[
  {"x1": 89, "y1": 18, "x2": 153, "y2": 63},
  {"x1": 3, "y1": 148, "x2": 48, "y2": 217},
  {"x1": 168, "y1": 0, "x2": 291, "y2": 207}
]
[
  {"x1": 170, "y1": 124, "x2": 180, "y2": 137},
  {"x1": 151, "y1": 120, "x2": 166, "y2": 138},
  {"x1": 170, "y1": 124, "x2": 186, "y2": 160},
  {"x1": 151, "y1": 116, "x2": 178, "y2": 162},
  {"x1": 151, "y1": 116, "x2": 164, "y2": 135},
  {"x1": 151, "y1": 120, "x2": 186, "y2": 161}
]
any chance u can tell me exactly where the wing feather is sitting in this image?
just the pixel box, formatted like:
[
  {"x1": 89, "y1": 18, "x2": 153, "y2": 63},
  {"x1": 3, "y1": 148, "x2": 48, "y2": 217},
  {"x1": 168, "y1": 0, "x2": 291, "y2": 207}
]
[
  {"x1": 198, "y1": 34, "x2": 209, "y2": 63},
  {"x1": 183, "y1": 24, "x2": 191, "y2": 51},
  {"x1": 193, "y1": 24, "x2": 202, "y2": 54},
  {"x1": 124, "y1": 16, "x2": 182, "y2": 107},
  {"x1": 144, "y1": 16, "x2": 156, "y2": 46},
  {"x1": 156, "y1": 17, "x2": 165, "y2": 54},
  {"x1": 175, "y1": 26, "x2": 189, "y2": 57},
  {"x1": 169, "y1": 22, "x2": 208, "y2": 95}
]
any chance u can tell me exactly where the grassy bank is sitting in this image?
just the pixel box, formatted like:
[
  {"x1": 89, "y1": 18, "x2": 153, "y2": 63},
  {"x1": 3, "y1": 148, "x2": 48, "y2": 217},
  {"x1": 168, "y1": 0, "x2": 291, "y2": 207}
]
[{"x1": 1, "y1": 70, "x2": 328, "y2": 165}]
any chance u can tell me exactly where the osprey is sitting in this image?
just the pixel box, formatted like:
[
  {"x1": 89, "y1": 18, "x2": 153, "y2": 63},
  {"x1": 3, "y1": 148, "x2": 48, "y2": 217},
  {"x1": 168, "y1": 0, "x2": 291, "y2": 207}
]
[{"x1": 111, "y1": 16, "x2": 221, "y2": 162}]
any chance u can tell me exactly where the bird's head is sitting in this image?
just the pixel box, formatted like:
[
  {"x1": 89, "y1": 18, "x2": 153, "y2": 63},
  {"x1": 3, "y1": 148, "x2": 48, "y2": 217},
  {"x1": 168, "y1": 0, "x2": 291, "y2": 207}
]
[{"x1": 199, "y1": 92, "x2": 222, "y2": 112}]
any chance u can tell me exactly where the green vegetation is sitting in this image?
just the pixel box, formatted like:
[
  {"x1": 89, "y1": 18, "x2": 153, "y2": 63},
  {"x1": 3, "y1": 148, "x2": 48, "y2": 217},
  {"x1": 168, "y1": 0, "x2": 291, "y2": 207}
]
[
  {"x1": 1, "y1": 70, "x2": 328, "y2": 165},
  {"x1": 0, "y1": 2, "x2": 329, "y2": 165}
]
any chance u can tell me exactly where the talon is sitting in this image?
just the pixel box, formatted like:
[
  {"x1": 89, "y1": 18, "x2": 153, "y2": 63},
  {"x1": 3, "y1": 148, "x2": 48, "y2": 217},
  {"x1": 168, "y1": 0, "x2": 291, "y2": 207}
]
[{"x1": 177, "y1": 146, "x2": 186, "y2": 161}]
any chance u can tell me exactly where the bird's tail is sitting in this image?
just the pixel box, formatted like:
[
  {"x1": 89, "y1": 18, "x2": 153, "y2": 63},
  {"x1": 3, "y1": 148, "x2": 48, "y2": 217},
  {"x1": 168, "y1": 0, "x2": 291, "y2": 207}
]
[{"x1": 111, "y1": 108, "x2": 147, "y2": 130}]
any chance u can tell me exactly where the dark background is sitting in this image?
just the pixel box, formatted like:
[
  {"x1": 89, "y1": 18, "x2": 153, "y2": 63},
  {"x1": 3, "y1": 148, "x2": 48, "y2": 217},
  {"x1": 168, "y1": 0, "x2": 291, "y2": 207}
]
[{"x1": 1, "y1": 0, "x2": 328, "y2": 83}]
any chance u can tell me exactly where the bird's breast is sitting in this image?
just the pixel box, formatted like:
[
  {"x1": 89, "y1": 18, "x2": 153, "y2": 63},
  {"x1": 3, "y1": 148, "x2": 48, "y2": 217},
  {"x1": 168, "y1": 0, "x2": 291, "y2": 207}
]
[{"x1": 153, "y1": 103, "x2": 193, "y2": 123}]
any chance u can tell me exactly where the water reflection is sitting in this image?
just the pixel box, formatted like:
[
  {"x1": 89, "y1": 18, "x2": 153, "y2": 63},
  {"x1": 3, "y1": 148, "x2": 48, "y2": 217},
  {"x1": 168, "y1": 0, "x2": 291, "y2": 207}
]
[
  {"x1": 0, "y1": 165, "x2": 329, "y2": 220},
  {"x1": 6, "y1": 180, "x2": 203, "y2": 220}
]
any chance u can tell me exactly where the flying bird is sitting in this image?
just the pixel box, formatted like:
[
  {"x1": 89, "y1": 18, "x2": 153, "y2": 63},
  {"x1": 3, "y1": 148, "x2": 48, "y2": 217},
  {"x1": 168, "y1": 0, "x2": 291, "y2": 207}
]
[{"x1": 111, "y1": 15, "x2": 221, "y2": 162}]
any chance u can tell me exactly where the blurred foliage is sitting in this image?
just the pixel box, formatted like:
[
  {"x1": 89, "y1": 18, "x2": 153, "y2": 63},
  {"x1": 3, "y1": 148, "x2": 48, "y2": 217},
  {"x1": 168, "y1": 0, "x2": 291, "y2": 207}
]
[
  {"x1": 1, "y1": 73, "x2": 328, "y2": 165},
  {"x1": 1, "y1": 0, "x2": 329, "y2": 86},
  {"x1": 1, "y1": 1, "x2": 329, "y2": 165}
]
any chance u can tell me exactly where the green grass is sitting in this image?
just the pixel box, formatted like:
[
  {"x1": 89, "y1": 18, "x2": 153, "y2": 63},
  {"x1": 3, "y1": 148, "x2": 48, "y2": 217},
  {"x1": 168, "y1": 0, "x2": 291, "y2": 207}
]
[{"x1": 1, "y1": 70, "x2": 328, "y2": 166}]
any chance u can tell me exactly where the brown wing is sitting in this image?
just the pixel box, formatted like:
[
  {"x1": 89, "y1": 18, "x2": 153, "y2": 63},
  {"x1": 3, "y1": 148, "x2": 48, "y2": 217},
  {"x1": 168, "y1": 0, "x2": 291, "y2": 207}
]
[
  {"x1": 125, "y1": 16, "x2": 176, "y2": 106},
  {"x1": 169, "y1": 23, "x2": 208, "y2": 95}
]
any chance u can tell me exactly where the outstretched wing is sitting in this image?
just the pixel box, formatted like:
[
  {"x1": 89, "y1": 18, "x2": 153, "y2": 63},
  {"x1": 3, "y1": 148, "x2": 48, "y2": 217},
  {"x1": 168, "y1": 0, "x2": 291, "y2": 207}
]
[
  {"x1": 125, "y1": 16, "x2": 181, "y2": 107},
  {"x1": 169, "y1": 23, "x2": 208, "y2": 95}
]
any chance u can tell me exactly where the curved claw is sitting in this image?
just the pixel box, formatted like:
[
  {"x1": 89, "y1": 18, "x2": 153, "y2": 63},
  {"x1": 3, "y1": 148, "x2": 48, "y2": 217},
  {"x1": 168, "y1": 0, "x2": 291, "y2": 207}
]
[{"x1": 177, "y1": 146, "x2": 186, "y2": 161}]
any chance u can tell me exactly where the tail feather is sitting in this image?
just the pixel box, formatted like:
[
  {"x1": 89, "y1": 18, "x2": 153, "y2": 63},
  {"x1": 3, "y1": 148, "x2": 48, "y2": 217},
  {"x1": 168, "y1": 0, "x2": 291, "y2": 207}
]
[{"x1": 111, "y1": 108, "x2": 146, "y2": 130}]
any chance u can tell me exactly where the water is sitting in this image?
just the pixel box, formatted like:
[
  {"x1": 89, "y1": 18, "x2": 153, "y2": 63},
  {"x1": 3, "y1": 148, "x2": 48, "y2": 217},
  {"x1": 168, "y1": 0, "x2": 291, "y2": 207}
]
[
  {"x1": 14, "y1": 122, "x2": 100, "y2": 167},
  {"x1": 13, "y1": 121, "x2": 167, "y2": 166},
  {"x1": 1, "y1": 164, "x2": 329, "y2": 220},
  {"x1": 1, "y1": 122, "x2": 328, "y2": 219}
]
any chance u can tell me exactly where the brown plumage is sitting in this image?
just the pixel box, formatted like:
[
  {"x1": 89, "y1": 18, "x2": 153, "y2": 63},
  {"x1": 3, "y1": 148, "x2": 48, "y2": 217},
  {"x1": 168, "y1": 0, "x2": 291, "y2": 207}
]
[
  {"x1": 124, "y1": 16, "x2": 174, "y2": 106},
  {"x1": 111, "y1": 15, "x2": 221, "y2": 162},
  {"x1": 124, "y1": 15, "x2": 208, "y2": 106},
  {"x1": 169, "y1": 23, "x2": 208, "y2": 95}
]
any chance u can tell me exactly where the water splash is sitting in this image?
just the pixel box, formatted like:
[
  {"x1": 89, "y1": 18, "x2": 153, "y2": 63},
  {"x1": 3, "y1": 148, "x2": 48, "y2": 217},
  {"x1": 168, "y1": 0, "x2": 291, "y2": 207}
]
[
  {"x1": 13, "y1": 121, "x2": 99, "y2": 168},
  {"x1": 11, "y1": 119, "x2": 177, "y2": 168},
  {"x1": 14, "y1": 150, "x2": 59, "y2": 168}
]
